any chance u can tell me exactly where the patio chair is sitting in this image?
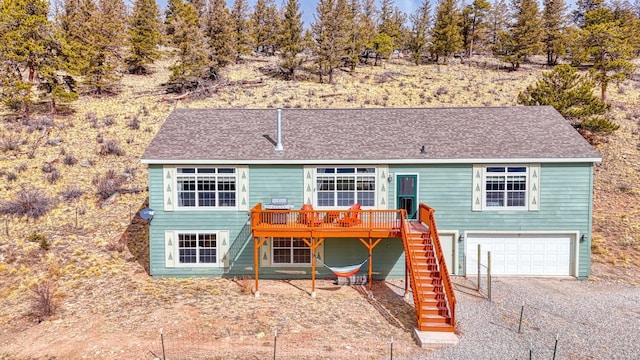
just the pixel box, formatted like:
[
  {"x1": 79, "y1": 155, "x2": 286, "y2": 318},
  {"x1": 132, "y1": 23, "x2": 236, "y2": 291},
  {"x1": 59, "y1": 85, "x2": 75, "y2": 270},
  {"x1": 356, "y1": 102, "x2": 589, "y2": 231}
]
[{"x1": 337, "y1": 203, "x2": 362, "y2": 227}]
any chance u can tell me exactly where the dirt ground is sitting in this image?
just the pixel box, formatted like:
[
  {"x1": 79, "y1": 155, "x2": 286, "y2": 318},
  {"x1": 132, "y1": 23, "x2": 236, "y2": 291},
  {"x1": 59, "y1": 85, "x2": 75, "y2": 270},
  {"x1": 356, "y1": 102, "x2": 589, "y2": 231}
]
[{"x1": 0, "y1": 274, "x2": 433, "y2": 359}]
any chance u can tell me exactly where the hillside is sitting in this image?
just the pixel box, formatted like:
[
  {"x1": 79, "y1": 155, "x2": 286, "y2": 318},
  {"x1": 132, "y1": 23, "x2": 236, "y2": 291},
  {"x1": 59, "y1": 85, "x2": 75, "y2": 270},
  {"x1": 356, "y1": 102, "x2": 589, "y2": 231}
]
[{"x1": 0, "y1": 53, "x2": 638, "y2": 358}]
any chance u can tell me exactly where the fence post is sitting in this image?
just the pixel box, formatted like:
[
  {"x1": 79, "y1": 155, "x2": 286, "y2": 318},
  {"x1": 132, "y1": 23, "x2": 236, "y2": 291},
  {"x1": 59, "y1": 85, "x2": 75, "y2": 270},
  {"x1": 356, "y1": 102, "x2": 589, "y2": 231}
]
[
  {"x1": 477, "y1": 244, "x2": 481, "y2": 291},
  {"x1": 273, "y1": 329, "x2": 277, "y2": 360},
  {"x1": 487, "y1": 251, "x2": 492, "y2": 301},
  {"x1": 160, "y1": 328, "x2": 166, "y2": 360},
  {"x1": 518, "y1": 302, "x2": 525, "y2": 333}
]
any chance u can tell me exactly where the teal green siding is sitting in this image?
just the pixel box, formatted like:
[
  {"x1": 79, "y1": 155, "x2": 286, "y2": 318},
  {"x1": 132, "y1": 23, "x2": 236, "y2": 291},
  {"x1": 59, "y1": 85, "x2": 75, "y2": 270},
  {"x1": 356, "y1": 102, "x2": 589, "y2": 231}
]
[
  {"x1": 389, "y1": 163, "x2": 594, "y2": 278},
  {"x1": 149, "y1": 162, "x2": 594, "y2": 279}
]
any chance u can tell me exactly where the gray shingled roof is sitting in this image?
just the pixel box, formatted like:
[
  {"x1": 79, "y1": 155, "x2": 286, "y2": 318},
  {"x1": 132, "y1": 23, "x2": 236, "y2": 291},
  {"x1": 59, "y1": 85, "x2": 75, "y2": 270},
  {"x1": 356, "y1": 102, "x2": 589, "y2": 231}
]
[{"x1": 141, "y1": 107, "x2": 601, "y2": 163}]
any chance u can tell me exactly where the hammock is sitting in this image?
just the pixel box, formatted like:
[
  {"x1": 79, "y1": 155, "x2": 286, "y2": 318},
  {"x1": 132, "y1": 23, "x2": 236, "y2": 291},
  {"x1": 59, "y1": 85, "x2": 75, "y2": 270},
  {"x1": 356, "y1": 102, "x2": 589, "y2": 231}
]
[{"x1": 315, "y1": 256, "x2": 368, "y2": 278}]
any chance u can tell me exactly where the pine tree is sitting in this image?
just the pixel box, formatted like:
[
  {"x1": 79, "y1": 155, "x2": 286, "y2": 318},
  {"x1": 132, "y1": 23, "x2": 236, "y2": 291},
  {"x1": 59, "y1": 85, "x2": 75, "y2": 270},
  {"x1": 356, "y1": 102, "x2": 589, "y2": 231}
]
[
  {"x1": 518, "y1": 64, "x2": 617, "y2": 134},
  {"x1": 461, "y1": 0, "x2": 491, "y2": 57},
  {"x1": 488, "y1": 0, "x2": 509, "y2": 47},
  {"x1": 127, "y1": 0, "x2": 162, "y2": 74},
  {"x1": 367, "y1": 32, "x2": 393, "y2": 65},
  {"x1": 231, "y1": 0, "x2": 252, "y2": 61},
  {"x1": 167, "y1": 0, "x2": 210, "y2": 92},
  {"x1": 378, "y1": 0, "x2": 406, "y2": 49},
  {"x1": 430, "y1": 0, "x2": 463, "y2": 63},
  {"x1": 0, "y1": 0, "x2": 57, "y2": 116},
  {"x1": 205, "y1": 0, "x2": 235, "y2": 69},
  {"x1": 407, "y1": 0, "x2": 431, "y2": 65},
  {"x1": 495, "y1": 0, "x2": 542, "y2": 68},
  {"x1": 572, "y1": 0, "x2": 636, "y2": 101},
  {"x1": 542, "y1": 0, "x2": 568, "y2": 65},
  {"x1": 278, "y1": 0, "x2": 303, "y2": 79},
  {"x1": 358, "y1": 0, "x2": 378, "y2": 64},
  {"x1": 312, "y1": 0, "x2": 348, "y2": 83},
  {"x1": 251, "y1": 0, "x2": 280, "y2": 55}
]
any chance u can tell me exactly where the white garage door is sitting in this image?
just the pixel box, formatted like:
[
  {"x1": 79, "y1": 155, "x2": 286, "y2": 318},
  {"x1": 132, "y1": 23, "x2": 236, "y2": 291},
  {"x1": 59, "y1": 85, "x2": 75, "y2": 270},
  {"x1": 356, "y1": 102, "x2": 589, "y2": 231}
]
[{"x1": 466, "y1": 233, "x2": 574, "y2": 276}]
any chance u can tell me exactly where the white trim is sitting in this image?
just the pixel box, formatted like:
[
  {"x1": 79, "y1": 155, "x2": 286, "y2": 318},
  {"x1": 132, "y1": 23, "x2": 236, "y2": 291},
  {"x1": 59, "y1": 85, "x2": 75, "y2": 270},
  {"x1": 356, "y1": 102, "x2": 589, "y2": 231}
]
[
  {"x1": 528, "y1": 164, "x2": 540, "y2": 211},
  {"x1": 163, "y1": 167, "x2": 176, "y2": 211},
  {"x1": 313, "y1": 166, "x2": 378, "y2": 209},
  {"x1": 303, "y1": 165, "x2": 314, "y2": 204},
  {"x1": 377, "y1": 165, "x2": 389, "y2": 209},
  {"x1": 220, "y1": 230, "x2": 230, "y2": 268},
  {"x1": 164, "y1": 231, "x2": 176, "y2": 268},
  {"x1": 142, "y1": 157, "x2": 601, "y2": 165},
  {"x1": 173, "y1": 166, "x2": 239, "y2": 211},
  {"x1": 173, "y1": 230, "x2": 225, "y2": 268},
  {"x1": 463, "y1": 230, "x2": 580, "y2": 277},
  {"x1": 471, "y1": 164, "x2": 482, "y2": 211},
  {"x1": 481, "y1": 165, "x2": 529, "y2": 211},
  {"x1": 237, "y1": 165, "x2": 249, "y2": 211},
  {"x1": 437, "y1": 230, "x2": 459, "y2": 276}
]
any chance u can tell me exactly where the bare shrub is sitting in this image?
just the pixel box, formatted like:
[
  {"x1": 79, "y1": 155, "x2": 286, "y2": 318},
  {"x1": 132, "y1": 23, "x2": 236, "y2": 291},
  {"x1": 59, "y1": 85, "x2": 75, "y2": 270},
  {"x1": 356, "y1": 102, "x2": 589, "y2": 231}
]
[
  {"x1": 46, "y1": 169, "x2": 61, "y2": 184},
  {"x1": 30, "y1": 280, "x2": 60, "y2": 320},
  {"x1": 28, "y1": 232, "x2": 50, "y2": 250},
  {"x1": 15, "y1": 162, "x2": 28, "y2": 172},
  {"x1": 6, "y1": 172, "x2": 17, "y2": 182},
  {"x1": 127, "y1": 116, "x2": 140, "y2": 130},
  {"x1": 103, "y1": 115, "x2": 116, "y2": 126},
  {"x1": 86, "y1": 112, "x2": 99, "y2": 128},
  {"x1": 92, "y1": 170, "x2": 126, "y2": 201},
  {"x1": 235, "y1": 275, "x2": 254, "y2": 295},
  {"x1": 60, "y1": 185, "x2": 84, "y2": 202},
  {"x1": 41, "y1": 162, "x2": 55, "y2": 173},
  {"x1": 0, "y1": 133, "x2": 21, "y2": 152},
  {"x1": 100, "y1": 140, "x2": 124, "y2": 156},
  {"x1": 434, "y1": 86, "x2": 449, "y2": 97},
  {"x1": 26, "y1": 116, "x2": 54, "y2": 133},
  {"x1": 63, "y1": 153, "x2": 78, "y2": 166},
  {"x1": 0, "y1": 187, "x2": 54, "y2": 219}
]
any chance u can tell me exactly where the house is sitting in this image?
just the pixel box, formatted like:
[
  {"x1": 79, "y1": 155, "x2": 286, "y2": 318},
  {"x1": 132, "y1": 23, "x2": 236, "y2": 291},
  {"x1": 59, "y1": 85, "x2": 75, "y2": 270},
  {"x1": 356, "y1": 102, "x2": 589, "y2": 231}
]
[{"x1": 141, "y1": 106, "x2": 600, "y2": 332}]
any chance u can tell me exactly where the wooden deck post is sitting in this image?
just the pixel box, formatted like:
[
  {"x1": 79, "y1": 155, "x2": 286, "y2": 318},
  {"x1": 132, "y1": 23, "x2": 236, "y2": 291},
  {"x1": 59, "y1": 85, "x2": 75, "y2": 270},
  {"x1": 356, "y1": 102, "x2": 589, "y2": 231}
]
[
  {"x1": 254, "y1": 236, "x2": 260, "y2": 297},
  {"x1": 311, "y1": 237, "x2": 316, "y2": 298},
  {"x1": 359, "y1": 237, "x2": 382, "y2": 290}
]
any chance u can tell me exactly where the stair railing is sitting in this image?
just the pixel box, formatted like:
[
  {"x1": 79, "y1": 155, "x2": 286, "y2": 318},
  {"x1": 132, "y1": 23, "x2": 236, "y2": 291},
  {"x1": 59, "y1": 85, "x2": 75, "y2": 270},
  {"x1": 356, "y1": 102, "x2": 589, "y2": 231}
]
[
  {"x1": 418, "y1": 203, "x2": 457, "y2": 327},
  {"x1": 225, "y1": 220, "x2": 253, "y2": 273},
  {"x1": 399, "y1": 210, "x2": 424, "y2": 323}
]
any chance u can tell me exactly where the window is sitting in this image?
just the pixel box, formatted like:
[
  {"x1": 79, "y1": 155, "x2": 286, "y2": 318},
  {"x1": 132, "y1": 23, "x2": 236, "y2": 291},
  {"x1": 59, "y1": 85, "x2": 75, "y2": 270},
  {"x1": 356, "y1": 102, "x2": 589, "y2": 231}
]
[
  {"x1": 316, "y1": 167, "x2": 376, "y2": 207},
  {"x1": 176, "y1": 167, "x2": 236, "y2": 208},
  {"x1": 484, "y1": 166, "x2": 528, "y2": 209},
  {"x1": 272, "y1": 237, "x2": 311, "y2": 265},
  {"x1": 177, "y1": 232, "x2": 217, "y2": 265}
]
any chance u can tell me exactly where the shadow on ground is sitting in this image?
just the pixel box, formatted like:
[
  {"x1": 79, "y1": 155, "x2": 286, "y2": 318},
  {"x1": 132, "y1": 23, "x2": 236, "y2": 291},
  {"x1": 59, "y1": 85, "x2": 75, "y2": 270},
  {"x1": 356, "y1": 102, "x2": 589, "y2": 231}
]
[{"x1": 121, "y1": 198, "x2": 150, "y2": 274}]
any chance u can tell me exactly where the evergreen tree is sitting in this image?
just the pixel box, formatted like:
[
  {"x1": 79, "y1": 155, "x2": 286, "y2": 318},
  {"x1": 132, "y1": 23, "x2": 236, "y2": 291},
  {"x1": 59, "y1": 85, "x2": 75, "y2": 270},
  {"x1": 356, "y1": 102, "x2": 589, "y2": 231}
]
[
  {"x1": 0, "y1": 0, "x2": 60, "y2": 116},
  {"x1": 571, "y1": 0, "x2": 636, "y2": 101},
  {"x1": 367, "y1": 32, "x2": 393, "y2": 65},
  {"x1": 251, "y1": 0, "x2": 280, "y2": 55},
  {"x1": 378, "y1": 0, "x2": 406, "y2": 49},
  {"x1": 278, "y1": 0, "x2": 303, "y2": 79},
  {"x1": 518, "y1": 64, "x2": 617, "y2": 134},
  {"x1": 461, "y1": 0, "x2": 491, "y2": 57},
  {"x1": 430, "y1": 0, "x2": 464, "y2": 63},
  {"x1": 542, "y1": 0, "x2": 568, "y2": 65},
  {"x1": 231, "y1": 0, "x2": 252, "y2": 61},
  {"x1": 488, "y1": 0, "x2": 509, "y2": 47},
  {"x1": 495, "y1": 0, "x2": 542, "y2": 68},
  {"x1": 358, "y1": 0, "x2": 378, "y2": 64},
  {"x1": 205, "y1": 0, "x2": 235, "y2": 69},
  {"x1": 312, "y1": 0, "x2": 348, "y2": 83},
  {"x1": 343, "y1": 0, "x2": 362, "y2": 70},
  {"x1": 127, "y1": 0, "x2": 162, "y2": 74},
  {"x1": 167, "y1": 0, "x2": 210, "y2": 92},
  {"x1": 407, "y1": 0, "x2": 431, "y2": 65}
]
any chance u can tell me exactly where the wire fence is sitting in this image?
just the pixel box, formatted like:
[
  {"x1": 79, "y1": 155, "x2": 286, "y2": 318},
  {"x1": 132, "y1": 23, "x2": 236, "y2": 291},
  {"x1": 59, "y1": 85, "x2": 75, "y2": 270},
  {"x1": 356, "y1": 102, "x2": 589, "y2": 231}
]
[{"x1": 466, "y1": 244, "x2": 492, "y2": 301}]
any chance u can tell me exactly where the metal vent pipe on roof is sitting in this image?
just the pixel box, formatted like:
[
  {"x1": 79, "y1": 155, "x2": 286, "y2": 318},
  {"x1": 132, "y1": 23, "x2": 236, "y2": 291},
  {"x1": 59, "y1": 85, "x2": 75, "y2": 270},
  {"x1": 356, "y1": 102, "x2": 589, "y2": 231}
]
[{"x1": 275, "y1": 108, "x2": 283, "y2": 151}]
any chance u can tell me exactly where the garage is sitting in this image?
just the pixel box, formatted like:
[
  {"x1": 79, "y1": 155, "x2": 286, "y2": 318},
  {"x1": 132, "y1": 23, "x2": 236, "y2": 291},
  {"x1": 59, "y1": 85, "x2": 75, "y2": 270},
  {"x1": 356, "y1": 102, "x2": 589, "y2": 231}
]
[{"x1": 466, "y1": 233, "x2": 576, "y2": 276}]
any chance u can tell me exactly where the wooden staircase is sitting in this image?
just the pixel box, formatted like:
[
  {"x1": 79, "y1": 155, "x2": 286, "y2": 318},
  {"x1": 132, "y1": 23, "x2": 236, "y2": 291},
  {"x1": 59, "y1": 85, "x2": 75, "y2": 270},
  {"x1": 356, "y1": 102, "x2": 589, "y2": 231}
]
[{"x1": 402, "y1": 212, "x2": 456, "y2": 332}]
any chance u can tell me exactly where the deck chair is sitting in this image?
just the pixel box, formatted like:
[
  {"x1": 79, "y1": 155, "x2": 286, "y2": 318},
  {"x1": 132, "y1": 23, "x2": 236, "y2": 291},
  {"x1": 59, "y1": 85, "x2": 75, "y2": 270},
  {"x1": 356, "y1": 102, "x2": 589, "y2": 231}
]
[
  {"x1": 299, "y1": 204, "x2": 324, "y2": 226},
  {"x1": 337, "y1": 203, "x2": 362, "y2": 227}
]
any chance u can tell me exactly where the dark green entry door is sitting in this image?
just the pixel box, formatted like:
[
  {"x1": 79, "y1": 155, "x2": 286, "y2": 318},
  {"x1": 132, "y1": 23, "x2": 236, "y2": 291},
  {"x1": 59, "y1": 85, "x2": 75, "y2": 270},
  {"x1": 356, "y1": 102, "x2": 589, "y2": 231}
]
[{"x1": 397, "y1": 175, "x2": 418, "y2": 219}]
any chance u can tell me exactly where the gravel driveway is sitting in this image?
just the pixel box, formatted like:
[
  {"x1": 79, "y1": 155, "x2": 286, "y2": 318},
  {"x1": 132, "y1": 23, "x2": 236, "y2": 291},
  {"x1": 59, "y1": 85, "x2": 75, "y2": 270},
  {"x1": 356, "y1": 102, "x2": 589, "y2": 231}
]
[{"x1": 415, "y1": 277, "x2": 640, "y2": 359}]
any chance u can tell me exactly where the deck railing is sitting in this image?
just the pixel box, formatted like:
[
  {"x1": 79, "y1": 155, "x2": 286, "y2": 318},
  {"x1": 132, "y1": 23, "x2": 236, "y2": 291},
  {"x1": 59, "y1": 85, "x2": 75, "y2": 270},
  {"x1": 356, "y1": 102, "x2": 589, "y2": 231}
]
[
  {"x1": 250, "y1": 203, "x2": 403, "y2": 234},
  {"x1": 418, "y1": 203, "x2": 457, "y2": 327}
]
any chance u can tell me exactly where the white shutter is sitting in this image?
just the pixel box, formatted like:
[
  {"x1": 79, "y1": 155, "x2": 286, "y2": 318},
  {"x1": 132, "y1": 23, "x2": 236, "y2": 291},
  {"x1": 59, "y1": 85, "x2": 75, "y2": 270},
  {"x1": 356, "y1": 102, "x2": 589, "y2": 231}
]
[
  {"x1": 303, "y1": 165, "x2": 314, "y2": 205},
  {"x1": 165, "y1": 231, "x2": 176, "y2": 268},
  {"x1": 219, "y1": 230, "x2": 230, "y2": 267},
  {"x1": 261, "y1": 237, "x2": 271, "y2": 267},
  {"x1": 377, "y1": 165, "x2": 389, "y2": 209},
  {"x1": 237, "y1": 166, "x2": 249, "y2": 211},
  {"x1": 163, "y1": 166, "x2": 175, "y2": 211},
  {"x1": 528, "y1": 164, "x2": 540, "y2": 211},
  {"x1": 472, "y1": 164, "x2": 483, "y2": 211}
]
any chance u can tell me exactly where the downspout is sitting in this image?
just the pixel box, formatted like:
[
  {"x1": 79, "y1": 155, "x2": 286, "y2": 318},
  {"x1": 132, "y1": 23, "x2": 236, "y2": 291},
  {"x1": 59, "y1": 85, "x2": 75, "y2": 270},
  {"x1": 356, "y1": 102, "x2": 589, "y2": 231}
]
[{"x1": 275, "y1": 108, "x2": 283, "y2": 151}]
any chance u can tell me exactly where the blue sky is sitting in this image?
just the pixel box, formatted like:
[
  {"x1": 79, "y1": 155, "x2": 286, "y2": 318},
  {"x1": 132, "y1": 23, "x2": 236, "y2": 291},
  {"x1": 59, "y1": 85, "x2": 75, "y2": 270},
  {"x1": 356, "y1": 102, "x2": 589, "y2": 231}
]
[{"x1": 155, "y1": 0, "x2": 422, "y2": 27}]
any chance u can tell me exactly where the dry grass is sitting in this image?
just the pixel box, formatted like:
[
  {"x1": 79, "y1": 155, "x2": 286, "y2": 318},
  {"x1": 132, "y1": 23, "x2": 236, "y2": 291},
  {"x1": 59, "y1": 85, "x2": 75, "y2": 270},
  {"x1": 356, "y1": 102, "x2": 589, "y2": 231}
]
[{"x1": 0, "y1": 52, "x2": 638, "y2": 358}]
